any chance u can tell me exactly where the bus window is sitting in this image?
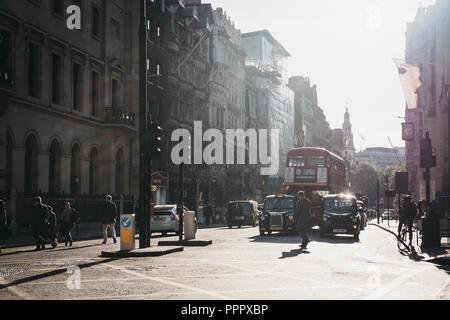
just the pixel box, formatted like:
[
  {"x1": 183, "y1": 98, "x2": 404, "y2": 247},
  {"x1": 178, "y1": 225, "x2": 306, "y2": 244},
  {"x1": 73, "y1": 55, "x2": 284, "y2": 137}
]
[
  {"x1": 307, "y1": 156, "x2": 325, "y2": 167},
  {"x1": 296, "y1": 168, "x2": 316, "y2": 180}
]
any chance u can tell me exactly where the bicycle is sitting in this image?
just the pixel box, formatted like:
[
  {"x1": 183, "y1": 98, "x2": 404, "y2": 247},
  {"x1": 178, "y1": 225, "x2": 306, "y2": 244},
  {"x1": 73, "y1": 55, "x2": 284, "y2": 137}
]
[{"x1": 397, "y1": 221, "x2": 412, "y2": 253}]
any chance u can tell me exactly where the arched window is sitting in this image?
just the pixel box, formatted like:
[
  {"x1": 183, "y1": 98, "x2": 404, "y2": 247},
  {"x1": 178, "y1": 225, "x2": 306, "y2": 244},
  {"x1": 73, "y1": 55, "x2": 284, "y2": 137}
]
[
  {"x1": 89, "y1": 148, "x2": 98, "y2": 196},
  {"x1": 70, "y1": 144, "x2": 81, "y2": 195},
  {"x1": 24, "y1": 134, "x2": 39, "y2": 195},
  {"x1": 6, "y1": 130, "x2": 13, "y2": 194},
  {"x1": 115, "y1": 148, "x2": 125, "y2": 196},
  {"x1": 49, "y1": 139, "x2": 61, "y2": 195}
]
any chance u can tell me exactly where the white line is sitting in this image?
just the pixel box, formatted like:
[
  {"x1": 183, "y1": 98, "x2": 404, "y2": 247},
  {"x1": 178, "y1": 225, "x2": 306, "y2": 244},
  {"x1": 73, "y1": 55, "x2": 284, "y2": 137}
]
[
  {"x1": 0, "y1": 277, "x2": 34, "y2": 300},
  {"x1": 102, "y1": 263, "x2": 235, "y2": 300},
  {"x1": 363, "y1": 266, "x2": 433, "y2": 300}
]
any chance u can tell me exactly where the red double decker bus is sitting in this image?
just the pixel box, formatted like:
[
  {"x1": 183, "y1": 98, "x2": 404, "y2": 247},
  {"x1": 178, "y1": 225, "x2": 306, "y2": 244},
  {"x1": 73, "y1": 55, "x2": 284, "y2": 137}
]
[{"x1": 282, "y1": 148, "x2": 348, "y2": 226}]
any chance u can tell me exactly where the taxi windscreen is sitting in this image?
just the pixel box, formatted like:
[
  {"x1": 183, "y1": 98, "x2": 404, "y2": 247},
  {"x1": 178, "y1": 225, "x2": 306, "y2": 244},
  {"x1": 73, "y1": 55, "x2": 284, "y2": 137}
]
[{"x1": 264, "y1": 198, "x2": 295, "y2": 210}]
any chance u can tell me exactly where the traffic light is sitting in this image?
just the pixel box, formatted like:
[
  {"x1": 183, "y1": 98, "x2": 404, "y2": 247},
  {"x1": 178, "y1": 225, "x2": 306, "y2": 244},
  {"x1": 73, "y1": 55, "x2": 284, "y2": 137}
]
[
  {"x1": 420, "y1": 131, "x2": 436, "y2": 168},
  {"x1": 151, "y1": 122, "x2": 164, "y2": 157}
]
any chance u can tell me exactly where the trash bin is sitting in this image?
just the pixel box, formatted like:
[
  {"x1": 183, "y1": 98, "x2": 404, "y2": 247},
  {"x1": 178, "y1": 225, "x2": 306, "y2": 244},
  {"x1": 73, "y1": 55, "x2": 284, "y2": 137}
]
[
  {"x1": 120, "y1": 214, "x2": 136, "y2": 251},
  {"x1": 183, "y1": 211, "x2": 197, "y2": 240}
]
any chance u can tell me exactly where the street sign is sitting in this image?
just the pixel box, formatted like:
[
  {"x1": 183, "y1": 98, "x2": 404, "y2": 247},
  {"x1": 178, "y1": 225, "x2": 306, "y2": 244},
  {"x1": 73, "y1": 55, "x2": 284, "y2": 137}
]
[
  {"x1": 402, "y1": 123, "x2": 415, "y2": 141},
  {"x1": 395, "y1": 172, "x2": 409, "y2": 193},
  {"x1": 120, "y1": 214, "x2": 136, "y2": 251}
]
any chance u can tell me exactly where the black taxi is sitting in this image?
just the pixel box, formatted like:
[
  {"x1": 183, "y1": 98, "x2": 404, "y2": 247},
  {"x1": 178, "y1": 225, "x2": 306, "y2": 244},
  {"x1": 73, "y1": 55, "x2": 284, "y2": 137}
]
[
  {"x1": 320, "y1": 194, "x2": 361, "y2": 240},
  {"x1": 258, "y1": 194, "x2": 297, "y2": 235}
]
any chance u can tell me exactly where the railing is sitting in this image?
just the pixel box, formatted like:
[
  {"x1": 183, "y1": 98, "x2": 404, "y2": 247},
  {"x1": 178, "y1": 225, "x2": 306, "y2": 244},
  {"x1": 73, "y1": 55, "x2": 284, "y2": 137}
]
[{"x1": 104, "y1": 107, "x2": 136, "y2": 127}]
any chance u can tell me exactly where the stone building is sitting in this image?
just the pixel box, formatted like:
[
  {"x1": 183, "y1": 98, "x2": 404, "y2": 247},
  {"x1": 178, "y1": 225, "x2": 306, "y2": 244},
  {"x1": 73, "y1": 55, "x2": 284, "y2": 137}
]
[
  {"x1": 404, "y1": 0, "x2": 450, "y2": 201},
  {"x1": 354, "y1": 147, "x2": 406, "y2": 172},
  {"x1": 242, "y1": 30, "x2": 295, "y2": 194},
  {"x1": 0, "y1": 0, "x2": 141, "y2": 226},
  {"x1": 288, "y1": 76, "x2": 330, "y2": 149}
]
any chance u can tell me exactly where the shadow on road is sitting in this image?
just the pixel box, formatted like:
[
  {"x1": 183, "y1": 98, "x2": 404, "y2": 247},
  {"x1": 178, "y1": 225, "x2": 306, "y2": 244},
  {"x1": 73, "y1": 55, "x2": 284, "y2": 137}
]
[{"x1": 279, "y1": 248, "x2": 310, "y2": 259}]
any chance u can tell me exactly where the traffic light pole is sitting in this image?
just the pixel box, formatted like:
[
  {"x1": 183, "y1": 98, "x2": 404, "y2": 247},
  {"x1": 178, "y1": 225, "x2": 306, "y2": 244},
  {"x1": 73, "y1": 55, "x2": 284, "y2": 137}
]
[
  {"x1": 139, "y1": 0, "x2": 150, "y2": 249},
  {"x1": 178, "y1": 163, "x2": 184, "y2": 242},
  {"x1": 377, "y1": 178, "x2": 380, "y2": 224}
]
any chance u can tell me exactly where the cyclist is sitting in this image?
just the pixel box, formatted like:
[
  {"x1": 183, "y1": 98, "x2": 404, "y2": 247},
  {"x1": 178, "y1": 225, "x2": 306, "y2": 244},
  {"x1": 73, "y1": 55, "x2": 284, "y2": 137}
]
[{"x1": 397, "y1": 195, "x2": 416, "y2": 246}]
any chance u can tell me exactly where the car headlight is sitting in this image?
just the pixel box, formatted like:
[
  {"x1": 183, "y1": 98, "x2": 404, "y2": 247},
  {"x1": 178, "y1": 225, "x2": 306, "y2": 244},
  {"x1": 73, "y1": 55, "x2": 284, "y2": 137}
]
[{"x1": 287, "y1": 215, "x2": 294, "y2": 220}]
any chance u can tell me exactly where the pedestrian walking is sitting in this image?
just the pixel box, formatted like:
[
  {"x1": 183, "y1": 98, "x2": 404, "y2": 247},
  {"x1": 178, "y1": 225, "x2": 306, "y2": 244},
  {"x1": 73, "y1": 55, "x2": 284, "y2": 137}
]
[
  {"x1": 31, "y1": 197, "x2": 48, "y2": 251},
  {"x1": 295, "y1": 191, "x2": 312, "y2": 249},
  {"x1": 398, "y1": 195, "x2": 416, "y2": 245},
  {"x1": 60, "y1": 202, "x2": 77, "y2": 246},
  {"x1": 102, "y1": 195, "x2": 117, "y2": 244},
  {"x1": 46, "y1": 205, "x2": 58, "y2": 249}
]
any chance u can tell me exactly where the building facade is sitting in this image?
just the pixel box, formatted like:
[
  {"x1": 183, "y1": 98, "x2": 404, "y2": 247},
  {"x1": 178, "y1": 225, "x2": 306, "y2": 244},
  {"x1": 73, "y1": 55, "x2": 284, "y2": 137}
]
[
  {"x1": 404, "y1": 0, "x2": 450, "y2": 201},
  {"x1": 354, "y1": 147, "x2": 406, "y2": 172},
  {"x1": 0, "y1": 0, "x2": 141, "y2": 226},
  {"x1": 242, "y1": 30, "x2": 295, "y2": 195},
  {"x1": 288, "y1": 76, "x2": 330, "y2": 149}
]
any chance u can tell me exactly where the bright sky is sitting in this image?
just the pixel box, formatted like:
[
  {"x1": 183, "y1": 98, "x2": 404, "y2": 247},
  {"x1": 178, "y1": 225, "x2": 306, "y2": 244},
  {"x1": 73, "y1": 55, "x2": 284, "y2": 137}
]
[{"x1": 207, "y1": 0, "x2": 436, "y2": 151}]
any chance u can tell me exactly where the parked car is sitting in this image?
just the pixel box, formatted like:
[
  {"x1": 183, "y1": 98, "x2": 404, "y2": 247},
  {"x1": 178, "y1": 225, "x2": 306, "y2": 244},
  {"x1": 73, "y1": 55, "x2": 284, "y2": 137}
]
[
  {"x1": 382, "y1": 211, "x2": 392, "y2": 220},
  {"x1": 258, "y1": 194, "x2": 297, "y2": 235},
  {"x1": 226, "y1": 200, "x2": 260, "y2": 228},
  {"x1": 357, "y1": 200, "x2": 367, "y2": 230},
  {"x1": 151, "y1": 205, "x2": 196, "y2": 236},
  {"x1": 320, "y1": 194, "x2": 361, "y2": 240}
]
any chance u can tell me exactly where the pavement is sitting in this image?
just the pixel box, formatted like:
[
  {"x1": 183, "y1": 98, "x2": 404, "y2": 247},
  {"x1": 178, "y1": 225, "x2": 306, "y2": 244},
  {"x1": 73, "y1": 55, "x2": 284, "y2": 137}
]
[
  {"x1": 0, "y1": 223, "x2": 225, "y2": 250},
  {"x1": 368, "y1": 218, "x2": 450, "y2": 265}
]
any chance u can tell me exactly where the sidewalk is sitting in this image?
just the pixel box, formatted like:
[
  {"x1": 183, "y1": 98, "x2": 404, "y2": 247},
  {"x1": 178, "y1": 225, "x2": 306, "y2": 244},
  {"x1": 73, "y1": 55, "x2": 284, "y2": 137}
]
[
  {"x1": 369, "y1": 219, "x2": 450, "y2": 265},
  {"x1": 1, "y1": 222, "x2": 227, "y2": 250}
]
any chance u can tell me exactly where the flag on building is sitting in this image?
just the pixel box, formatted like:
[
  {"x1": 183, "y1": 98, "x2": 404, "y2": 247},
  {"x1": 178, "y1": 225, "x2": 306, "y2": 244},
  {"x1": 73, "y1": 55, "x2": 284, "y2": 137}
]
[{"x1": 393, "y1": 59, "x2": 422, "y2": 109}]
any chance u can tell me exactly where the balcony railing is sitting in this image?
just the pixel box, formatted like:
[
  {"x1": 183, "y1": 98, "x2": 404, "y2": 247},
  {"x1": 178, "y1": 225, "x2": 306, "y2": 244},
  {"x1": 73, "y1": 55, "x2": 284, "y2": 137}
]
[{"x1": 105, "y1": 107, "x2": 136, "y2": 127}]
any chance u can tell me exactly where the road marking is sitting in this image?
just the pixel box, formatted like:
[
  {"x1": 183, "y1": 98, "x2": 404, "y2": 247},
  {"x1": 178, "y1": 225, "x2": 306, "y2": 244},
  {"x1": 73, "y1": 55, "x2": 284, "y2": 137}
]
[
  {"x1": 363, "y1": 266, "x2": 433, "y2": 300},
  {"x1": 0, "y1": 277, "x2": 34, "y2": 300},
  {"x1": 101, "y1": 262, "x2": 235, "y2": 300},
  {"x1": 193, "y1": 258, "x2": 371, "y2": 293}
]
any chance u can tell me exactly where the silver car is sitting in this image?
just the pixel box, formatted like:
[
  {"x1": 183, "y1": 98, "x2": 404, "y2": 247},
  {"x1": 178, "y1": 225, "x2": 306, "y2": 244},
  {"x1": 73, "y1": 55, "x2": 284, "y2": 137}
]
[{"x1": 150, "y1": 205, "x2": 196, "y2": 236}]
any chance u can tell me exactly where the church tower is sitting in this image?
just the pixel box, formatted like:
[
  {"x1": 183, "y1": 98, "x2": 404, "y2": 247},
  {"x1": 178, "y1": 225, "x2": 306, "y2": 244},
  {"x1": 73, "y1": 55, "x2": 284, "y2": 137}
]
[{"x1": 343, "y1": 107, "x2": 355, "y2": 165}]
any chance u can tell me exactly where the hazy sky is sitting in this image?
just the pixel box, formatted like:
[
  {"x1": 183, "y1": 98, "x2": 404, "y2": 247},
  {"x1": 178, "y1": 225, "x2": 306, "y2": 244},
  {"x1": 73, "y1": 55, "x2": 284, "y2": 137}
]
[{"x1": 207, "y1": 0, "x2": 436, "y2": 151}]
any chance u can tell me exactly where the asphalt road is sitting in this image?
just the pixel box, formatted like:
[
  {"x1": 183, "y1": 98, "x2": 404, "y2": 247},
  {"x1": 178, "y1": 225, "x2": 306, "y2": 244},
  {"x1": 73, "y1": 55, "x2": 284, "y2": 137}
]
[{"x1": 0, "y1": 223, "x2": 449, "y2": 300}]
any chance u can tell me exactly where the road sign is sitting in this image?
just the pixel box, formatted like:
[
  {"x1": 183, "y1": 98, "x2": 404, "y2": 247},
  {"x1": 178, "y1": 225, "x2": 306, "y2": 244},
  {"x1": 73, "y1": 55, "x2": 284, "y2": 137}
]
[{"x1": 120, "y1": 214, "x2": 135, "y2": 251}]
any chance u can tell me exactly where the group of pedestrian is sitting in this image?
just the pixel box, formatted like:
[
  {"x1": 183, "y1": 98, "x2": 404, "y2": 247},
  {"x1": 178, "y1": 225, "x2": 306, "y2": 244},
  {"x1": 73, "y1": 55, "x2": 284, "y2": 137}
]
[{"x1": 31, "y1": 197, "x2": 79, "y2": 251}]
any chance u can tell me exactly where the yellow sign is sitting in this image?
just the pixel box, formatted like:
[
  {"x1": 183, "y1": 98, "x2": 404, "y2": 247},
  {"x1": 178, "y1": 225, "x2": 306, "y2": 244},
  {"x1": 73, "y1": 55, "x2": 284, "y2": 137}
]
[
  {"x1": 151, "y1": 185, "x2": 158, "y2": 192},
  {"x1": 122, "y1": 229, "x2": 130, "y2": 244}
]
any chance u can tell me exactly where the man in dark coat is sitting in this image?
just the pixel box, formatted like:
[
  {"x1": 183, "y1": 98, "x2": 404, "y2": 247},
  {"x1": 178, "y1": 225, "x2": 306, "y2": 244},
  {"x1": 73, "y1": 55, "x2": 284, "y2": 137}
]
[
  {"x1": 204, "y1": 204, "x2": 212, "y2": 226},
  {"x1": 398, "y1": 195, "x2": 416, "y2": 245},
  {"x1": 31, "y1": 197, "x2": 48, "y2": 250},
  {"x1": 46, "y1": 205, "x2": 58, "y2": 249},
  {"x1": 102, "y1": 195, "x2": 117, "y2": 244},
  {"x1": 295, "y1": 191, "x2": 312, "y2": 249}
]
